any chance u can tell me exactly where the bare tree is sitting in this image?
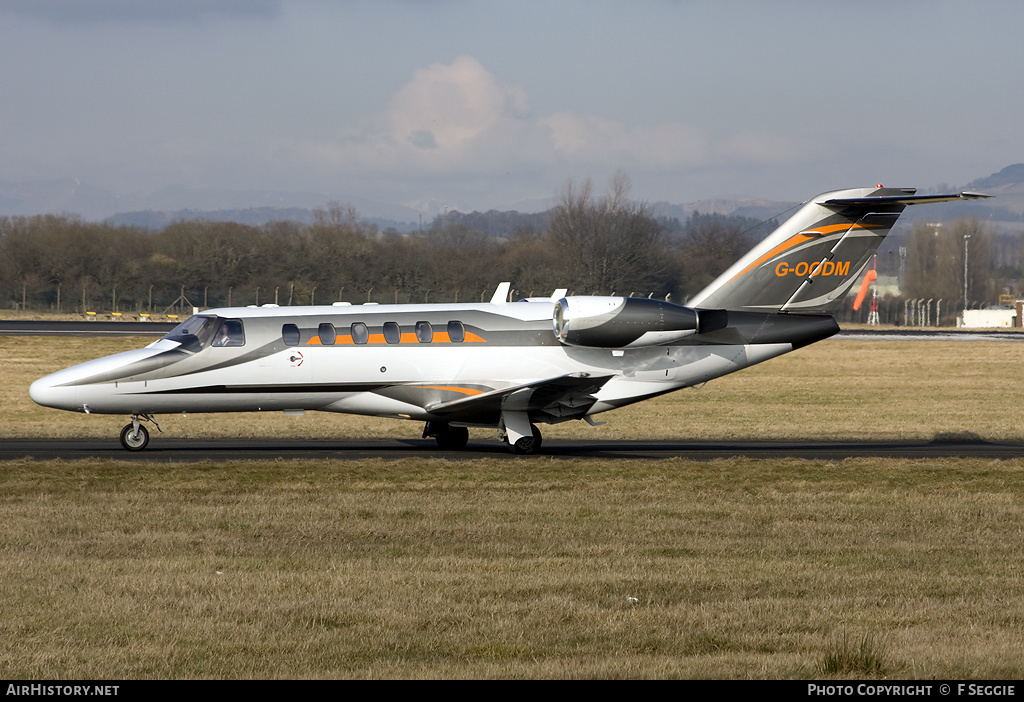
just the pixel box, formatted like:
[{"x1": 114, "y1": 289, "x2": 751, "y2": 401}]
[
  {"x1": 674, "y1": 212, "x2": 766, "y2": 298},
  {"x1": 547, "y1": 171, "x2": 668, "y2": 295},
  {"x1": 903, "y1": 218, "x2": 996, "y2": 307}
]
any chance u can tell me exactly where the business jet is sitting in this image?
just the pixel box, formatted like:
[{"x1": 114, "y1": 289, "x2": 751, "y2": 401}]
[{"x1": 30, "y1": 186, "x2": 989, "y2": 453}]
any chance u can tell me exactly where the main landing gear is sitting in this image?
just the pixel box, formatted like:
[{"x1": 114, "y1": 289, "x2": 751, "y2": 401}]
[
  {"x1": 422, "y1": 418, "x2": 544, "y2": 454},
  {"x1": 422, "y1": 422, "x2": 470, "y2": 450},
  {"x1": 119, "y1": 414, "x2": 160, "y2": 451},
  {"x1": 499, "y1": 411, "x2": 543, "y2": 455},
  {"x1": 505, "y1": 424, "x2": 542, "y2": 455}
]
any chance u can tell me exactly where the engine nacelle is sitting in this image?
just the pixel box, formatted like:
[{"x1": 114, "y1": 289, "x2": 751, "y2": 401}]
[{"x1": 553, "y1": 296, "x2": 699, "y2": 348}]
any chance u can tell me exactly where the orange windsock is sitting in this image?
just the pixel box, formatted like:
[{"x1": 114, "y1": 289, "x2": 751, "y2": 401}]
[{"x1": 852, "y1": 269, "x2": 877, "y2": 311}]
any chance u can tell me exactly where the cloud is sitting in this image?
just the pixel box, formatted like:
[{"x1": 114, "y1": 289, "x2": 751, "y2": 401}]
[
  {"x1": 286, "y1": 56, "x2": 534, "y2": 175},
  {"x1": 274, "y1": 55, "x2": 806, "y2": 202},
  {"x1": 294, "y1": 57, "x2": 711, "y2": 175},
  {"x1": 385, "y1": 55, "x2": 530, "y2": 154}
]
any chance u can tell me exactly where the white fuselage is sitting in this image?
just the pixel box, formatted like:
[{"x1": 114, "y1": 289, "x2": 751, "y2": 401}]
[{"x1": 29, "y1": 299, "x2": 794, "y2": 425}]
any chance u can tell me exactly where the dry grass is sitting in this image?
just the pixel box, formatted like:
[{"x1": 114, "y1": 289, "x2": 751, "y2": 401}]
[
  {"x1": 1, "y1": 457, "x2": 1023, "y2": 679},
  {"x1": 818, "y1": 631, "x2": 890, "y2": 677},
  {"x1": 3, "y1": 335, "x2": 1024, "y2": 678}
]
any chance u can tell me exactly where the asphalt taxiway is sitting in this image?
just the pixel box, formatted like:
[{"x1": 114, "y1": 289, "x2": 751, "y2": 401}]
[
  {"x1": 5, "y1": 437, "x2": 1024, "y2": 462},
  {"x1": 0, "y1": 320, "x2": 177, "y2": 336}
]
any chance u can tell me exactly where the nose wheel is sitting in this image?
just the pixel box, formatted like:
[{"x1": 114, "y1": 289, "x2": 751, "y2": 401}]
[
  {"x1": 120, "y1": 423, "x2": 149, "y2": 451},
  {"x1": 119, "y1": 414, "x2": 160, "y2": 451}
]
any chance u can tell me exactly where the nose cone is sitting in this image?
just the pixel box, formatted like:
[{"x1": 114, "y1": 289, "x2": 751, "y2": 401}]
[
  {"x1": 30, "y1": 372, "x2": 81, "y2": 411},
  {"x1": 29, "y1": 346, "x2": 172, "y2": 414}
]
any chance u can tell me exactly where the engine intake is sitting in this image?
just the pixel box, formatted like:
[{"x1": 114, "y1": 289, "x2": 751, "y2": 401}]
[{"x1": 553, "y1": 296, "x2": 699, "y2": 348}]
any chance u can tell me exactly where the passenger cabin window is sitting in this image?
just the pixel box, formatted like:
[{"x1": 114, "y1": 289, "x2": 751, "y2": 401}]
[
  {"x1": 383, "y1": 321, "x2": 401, "y2": 344},
  {"x1": 415, "y1": 321, "x2": 432, "y2": 343},
  {"x1": 212, "y1": 319, "x2": 245, "y2": 347},
  {"x1": 448, "y1": 321, "x2": 465, "y2": 343},
  {"x1": 282, "y1": 323, "x2": 300, "y2": 346},
  {"x1": 351, "y1": 322, "x2": 369, "y2": 345},
  {"x1": 318, "y1": 323, "x2": 336, "y2": 345}
]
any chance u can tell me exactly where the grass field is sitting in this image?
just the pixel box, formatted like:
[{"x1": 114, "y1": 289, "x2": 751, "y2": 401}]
[
  {"x1": 2, "y1": 335, "x2": 1024, "y2": 678},
  {"x1": 5, "y1": 334, "x2": 1024, "y2": 442}
]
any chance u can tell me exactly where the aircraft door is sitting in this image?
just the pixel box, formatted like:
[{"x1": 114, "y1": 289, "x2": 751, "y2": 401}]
[{"x1": 263, "y1": 323, "x2": 312, "y2": 386}]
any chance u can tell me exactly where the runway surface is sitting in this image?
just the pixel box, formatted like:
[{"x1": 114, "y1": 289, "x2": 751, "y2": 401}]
[
  {"x1": 0, "y1": 320, "x2": 176, "y2": 336},
  {"x1": 5, "y1": 437, "x2": 1024, "y2": 461}
]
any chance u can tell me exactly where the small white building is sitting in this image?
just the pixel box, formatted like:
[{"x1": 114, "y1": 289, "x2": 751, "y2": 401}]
[
  {"x1": 872, "y1": 275, "x2": 902, "y2": 297},
  {"x1": 960, "y1": 309, "x2": 1017, "y2": 328}
]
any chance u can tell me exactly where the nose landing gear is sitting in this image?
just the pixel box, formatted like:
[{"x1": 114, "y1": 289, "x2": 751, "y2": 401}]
[{"x1": 119, "y1": 414, "x2": 161, "y2": 451}]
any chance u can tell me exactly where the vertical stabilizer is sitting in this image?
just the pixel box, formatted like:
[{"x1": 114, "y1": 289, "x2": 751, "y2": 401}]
[{"x1": 685, "y1": 187, "x2": 990, "y2": 314}]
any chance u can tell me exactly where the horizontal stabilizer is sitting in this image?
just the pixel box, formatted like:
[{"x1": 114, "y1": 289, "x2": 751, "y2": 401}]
[{"x1": 822, "y1": 191, "x2": 991, "y2": 208}]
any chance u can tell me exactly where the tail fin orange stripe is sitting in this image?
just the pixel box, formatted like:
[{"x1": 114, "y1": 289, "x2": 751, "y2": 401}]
[{"x1": 727, "y1": 223, "x2": 880, "y2": 285}]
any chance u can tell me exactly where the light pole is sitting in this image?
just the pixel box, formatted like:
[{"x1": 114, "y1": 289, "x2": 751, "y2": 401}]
[{"x1": 963, "y1": 234, "x2": 971, "y2": 325}]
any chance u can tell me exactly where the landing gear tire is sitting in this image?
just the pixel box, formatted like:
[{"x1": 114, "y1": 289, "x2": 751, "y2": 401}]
[
  {"x1": 120, "y1": 423, "x2": 150, "y2": 451},
  {"x1": 510, "y1": 425, "x2": 542, "y2": 455},
  {"x1": 435, "y1": 426, "x2": 469, "y2": 450},
  {"x1": 423, "y1": 422, "x2": 469, "y2": 450}
]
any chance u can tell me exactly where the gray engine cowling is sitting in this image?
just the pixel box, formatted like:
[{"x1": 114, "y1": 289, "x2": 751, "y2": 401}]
[{"x1": 553, "y1": 296, "x2": 699, "y2": 348}]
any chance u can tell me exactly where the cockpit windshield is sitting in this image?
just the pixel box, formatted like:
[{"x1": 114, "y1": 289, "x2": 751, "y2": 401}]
[{"x1": 163, "y1": 315, "x2": 244, "y2": 352}]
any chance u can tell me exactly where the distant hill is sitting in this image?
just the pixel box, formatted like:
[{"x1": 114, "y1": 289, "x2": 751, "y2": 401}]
[
  {"x1": 105, "y1": 207, "x2": 318, "y2": 230},
  {"x1": 0, "y1": 178, "x2": 121, "y2": 220},
  {"x1": 890, "y1": 164, "x2": 1024, "y2": 226},
  {"x1": 4, "y1": 165, "x2": 1024, "y2": 233},
  {"x1": 105, "y1": 207, "x2": 422, "y2": 234},
  {"x1": 0, "y1": 179, "x2": 426, "y2": 230},
  {"x1": 966, "y1": 163, "x2": 1024, "y2": 191},
  {"x1": 954, "y1": 164, "x2": 1024, "y2": 222},
  {"x1": 651, "y1": 198, "x2": 797, "y2": 224}
]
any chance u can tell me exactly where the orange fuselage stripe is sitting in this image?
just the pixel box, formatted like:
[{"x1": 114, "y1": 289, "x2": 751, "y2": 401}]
[{"x1": 418, "y1": 386, "x2": 485, "y2": 396}]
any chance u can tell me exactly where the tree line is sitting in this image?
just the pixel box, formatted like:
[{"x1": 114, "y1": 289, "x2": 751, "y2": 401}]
[
  {"x1": 869, "y1": 217, "x2": 1019, "y2": 325},
  {"x1": 1, "y1": 175, "x2": 1018, "y2": 325}
]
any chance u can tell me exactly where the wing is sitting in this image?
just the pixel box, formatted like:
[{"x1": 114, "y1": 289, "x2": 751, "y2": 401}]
[{"x1": 424, "y1": 373, "x2": 613, "y2": 424}]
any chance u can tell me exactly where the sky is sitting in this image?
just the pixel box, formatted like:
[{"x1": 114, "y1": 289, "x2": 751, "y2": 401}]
[{"x1": 1, "y1": 0, "x2": 1022, "y2": 213}]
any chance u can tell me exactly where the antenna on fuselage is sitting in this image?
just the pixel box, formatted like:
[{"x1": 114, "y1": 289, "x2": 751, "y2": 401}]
[{"x1": 490, "y1": 282, "x2": 511, "y2": 304}]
